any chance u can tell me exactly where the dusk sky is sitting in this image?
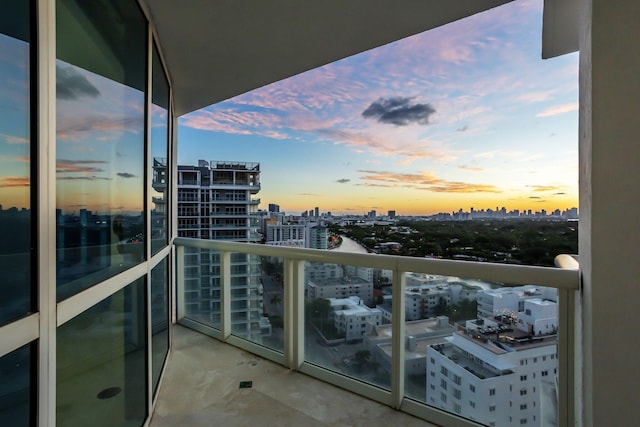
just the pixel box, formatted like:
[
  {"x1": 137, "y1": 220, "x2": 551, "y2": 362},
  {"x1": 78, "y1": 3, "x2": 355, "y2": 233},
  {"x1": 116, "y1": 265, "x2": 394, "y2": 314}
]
[{"x1": 179, "y1": 0, "x2": 579, "y2": 216}]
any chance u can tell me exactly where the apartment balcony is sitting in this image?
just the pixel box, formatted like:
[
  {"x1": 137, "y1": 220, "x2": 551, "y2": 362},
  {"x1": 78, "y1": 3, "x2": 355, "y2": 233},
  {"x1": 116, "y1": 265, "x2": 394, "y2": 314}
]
[
  {"x1": 150, "y1": 324, "x2": 434, "y2": 427},
  {"x1": 172, "y1": 237, "x2": 579, "y2": 427}
]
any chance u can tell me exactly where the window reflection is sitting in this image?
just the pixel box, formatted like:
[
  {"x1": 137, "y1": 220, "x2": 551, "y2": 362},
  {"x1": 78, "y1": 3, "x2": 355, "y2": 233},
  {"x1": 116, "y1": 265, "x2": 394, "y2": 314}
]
[
  {"x1": 0, "y1": 343, "x2": 33, "y2": 426},
  {"x1": 151, "y1": 42, "x2": 169, "y2": 256},
  {"x1": 56, "y1": 0, "x2": 147, "y2": 300},
  {"x1": 0, "y1": 3, "x2": 31, "y2": 325}
]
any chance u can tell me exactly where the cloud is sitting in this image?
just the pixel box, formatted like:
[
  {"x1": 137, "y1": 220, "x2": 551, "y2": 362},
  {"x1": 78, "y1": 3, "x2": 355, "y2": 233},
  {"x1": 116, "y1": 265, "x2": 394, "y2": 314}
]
[
  {"x1": 1, "y1": 133, "x2": 29, "y2": 145},
  {"x1": 0, "y1": 176, "x2": 30, "y2": 187},
  {"x1": 317, "y1": 129, "x2": 455, "y2": 163},
  {"x1": 180, "y1": 108, "x2": 289, "y2": 140},
  {"x1": 458, "y1": 165, "x2": 485, "y2": 172},
  {"x1": 456, "y1": 125, "x2": 469, "y2": 132},
  {"x1": 528, "y1": 185, "x2": 566, "y2": 192},
  {"x1": 536, "y1": 103, "x2": 578, "y2": 118},
  {"x1": 57, "y1": 159, "x2": 107, "y2": 174},
  {"x1": 57, "y1": 116, "x2": 143, "y2": 142},
  {"x1": 554, "y1": 192, "x2": 566, "y2": 195},
  {"x1": 57, "y1": 176, "x2": 111, "y2": 181},
  {"x1": 117, "y1": 172, "x2": 136, "y2": 178},
  {"x1": 516, "y1": 90, "x2": 555, "y2": 103},
  {"x1": 362, "y1": 97, "x2": 436, "y2": 126},
  {"x1": 336, "y1": 178, "x2": 350, "y2": 184},
  {"x1": 357, "y1": 169, "x2": 500, "y2": 193},
  {"x1": 56, "y1": 64, "x2": 101, "y2": 100},
  {"x1": 529, "y1": 196, "x2": 541, "y2": 199}
]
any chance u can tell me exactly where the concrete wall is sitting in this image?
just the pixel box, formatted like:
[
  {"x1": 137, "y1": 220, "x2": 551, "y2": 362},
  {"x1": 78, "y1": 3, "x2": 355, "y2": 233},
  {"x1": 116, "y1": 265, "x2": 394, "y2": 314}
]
[{"x1": 579, "y1": 0, "x2": 640, "y2": 425}]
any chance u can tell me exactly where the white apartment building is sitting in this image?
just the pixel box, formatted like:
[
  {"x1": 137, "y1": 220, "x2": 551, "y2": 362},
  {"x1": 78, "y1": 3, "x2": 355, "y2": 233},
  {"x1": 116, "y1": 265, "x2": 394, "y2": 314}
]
[
  {"x1": 265, "y1": 223, "x2": 306, "y2": 247},
  {"x1": 306, "y1": 276, "x2": 373, "y2": 304},
  {"x1": 178, "y1": 160, "x2": 269, "y2": 338},
  {"x1": 328, "y1": 296, "x2": 382, "y2": 341},
  {"x1": 378, "y1": 281, "x2": 478, "y2": 322},
  {"x1": 426, "y1": 296, "x2": 559, "y2": 427},
  {"x1": 308, "y1": 224, "x2": 328, "y2": 249},
  {"x1": 364, "y1": 317, "x2": 454, "y2": 376},
  {"x1": 477, "y1": 286, "x2": 557, "y2": 319}
]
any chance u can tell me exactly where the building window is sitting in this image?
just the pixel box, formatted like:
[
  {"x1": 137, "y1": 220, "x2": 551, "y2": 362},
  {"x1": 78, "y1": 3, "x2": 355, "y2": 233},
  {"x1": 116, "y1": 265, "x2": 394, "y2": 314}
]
[
  {"x1": 520, "y1": 375, "x2": 527, "y2": 381},
  {"x1": 520, "y1": 389, "x2": 527, "y2": 396},
  {"x1": 489, "y1": 405, "x2": 496, "y2": 412},
  {"x1": 441, "y1": 393, "x2": 447, "y2": 403},
  {"x1": 521, "y1": 404, "x2": 528, "y2": 410},
  {"x1": 56, "y1": 0, "x2": 147, "y2": 300},
  {"x1": 441, "y1": 379, "x2": 447, "y2": 390},
  {"x1": 470, "y1": 384, "x2": 476, "y2": 393},
  {"x1": 520, "y1": 419, "x2": 528, "y2": 425},
  {"x1": 453, "y1": 374, "x2": 461, "y2": 385},
  {"x1": 489, "y1": 388, "x2": 496, "y2": 396},
  {"x1": 441, "y1": 366, "x2": 449, "y2": 376},
  {"x1": 453, "y1": 389, "x2": 461, "y2": 399},
  {"x1": 57, "y1": 277, "x2": 146, "y2": 426},
  {"x1": 470, "y1": 401, "x2": 476, "y2": 408}
]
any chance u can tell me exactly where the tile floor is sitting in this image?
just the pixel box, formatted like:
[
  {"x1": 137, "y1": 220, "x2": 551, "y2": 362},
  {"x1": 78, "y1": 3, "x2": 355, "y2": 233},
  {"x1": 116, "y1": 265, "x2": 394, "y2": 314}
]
[{"x1": 150, "y1": 325, "x2": 438, "y2": 427}]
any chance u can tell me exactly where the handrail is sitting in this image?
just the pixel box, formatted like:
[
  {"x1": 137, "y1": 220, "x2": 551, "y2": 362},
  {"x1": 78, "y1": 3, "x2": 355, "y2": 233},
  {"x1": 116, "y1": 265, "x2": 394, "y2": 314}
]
[{"x1": 174, "y1": 237, "x2": 579, "y2": 290}]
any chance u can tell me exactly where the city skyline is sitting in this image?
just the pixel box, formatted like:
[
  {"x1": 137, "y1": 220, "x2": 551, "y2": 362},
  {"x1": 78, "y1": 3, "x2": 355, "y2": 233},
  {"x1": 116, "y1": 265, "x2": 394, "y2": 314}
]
[{"x1": 178, "y1": 0, "x2": 578, "y2": 216}]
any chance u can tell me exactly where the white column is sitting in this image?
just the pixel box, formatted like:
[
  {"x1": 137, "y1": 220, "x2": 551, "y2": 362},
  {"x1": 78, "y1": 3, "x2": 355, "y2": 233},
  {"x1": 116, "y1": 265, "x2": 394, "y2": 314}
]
[{"x1": 579, "y1": 0, "x2": 640, "y2": 425}]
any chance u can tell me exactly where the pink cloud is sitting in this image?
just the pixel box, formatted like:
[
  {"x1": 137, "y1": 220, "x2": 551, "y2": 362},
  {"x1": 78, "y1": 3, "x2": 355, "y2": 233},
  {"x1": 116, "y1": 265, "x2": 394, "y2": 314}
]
[{"x1": 536, "y1": 103, "x2": 579, "y2": 118}]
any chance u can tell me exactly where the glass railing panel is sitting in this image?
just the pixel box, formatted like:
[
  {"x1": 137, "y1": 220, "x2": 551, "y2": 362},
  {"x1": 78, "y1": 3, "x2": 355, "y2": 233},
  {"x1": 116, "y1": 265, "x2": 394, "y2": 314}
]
[
  {"x1": 182, "y1": 247, "x2": 222, "y2": 329},
  {"x1": 151, "y1": 257, "x2": 169, "y2": 397},
  {"x1": 0, "y1": 342, "x2": 33, "y2": 425},
  {"x1": 304, "y1": 261, "x2": 391, "y2": 391},
  {"x1": 229, "y1": 253, "x2": 282, "y2": 353},
  {"x1": 403, "y1": 273, "x2": 559, "y2": 427}
]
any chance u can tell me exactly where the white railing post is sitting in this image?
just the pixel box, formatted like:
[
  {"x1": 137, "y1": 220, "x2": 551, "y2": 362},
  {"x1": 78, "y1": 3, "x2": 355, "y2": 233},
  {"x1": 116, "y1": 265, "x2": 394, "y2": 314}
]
[
  {"x1": 175, "y1": 244, "x2": 185, "y2": 322},
  {"x1": 284, "y1": 258, "x2": 305, "y2": 369},
  {"x1": 221, "y1": 251, "x2": 231, "y2": 339},
  {"x1": 391, "y1": 269, "x2": 407, "y2": 409},
  {"x1": 558, "y1": 287, "x2": 576, "y2": 427}
]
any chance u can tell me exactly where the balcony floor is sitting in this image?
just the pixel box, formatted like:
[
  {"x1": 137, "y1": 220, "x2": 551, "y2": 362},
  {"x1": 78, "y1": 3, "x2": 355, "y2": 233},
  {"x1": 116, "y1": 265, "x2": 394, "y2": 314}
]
[{"x1": 150, "y1": 325, "x2": 437, "y2": 427}]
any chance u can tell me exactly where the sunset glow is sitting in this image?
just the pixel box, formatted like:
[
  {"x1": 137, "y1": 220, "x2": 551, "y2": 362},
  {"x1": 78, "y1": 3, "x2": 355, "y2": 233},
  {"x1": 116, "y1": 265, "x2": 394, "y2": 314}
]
[{"x1": 179, "y1": 0, "x2": 578, "y2": 216}]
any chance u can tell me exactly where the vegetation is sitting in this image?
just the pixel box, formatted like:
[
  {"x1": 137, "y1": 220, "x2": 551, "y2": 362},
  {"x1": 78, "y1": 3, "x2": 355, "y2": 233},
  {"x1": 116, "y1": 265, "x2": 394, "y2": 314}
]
[{"x1": 333, "y1": 219, "x2": 577, "y2": 267}]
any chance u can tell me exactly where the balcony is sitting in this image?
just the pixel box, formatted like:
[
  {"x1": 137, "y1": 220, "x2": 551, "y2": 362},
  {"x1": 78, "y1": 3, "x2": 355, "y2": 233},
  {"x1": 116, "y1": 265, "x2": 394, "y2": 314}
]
[
  {"x1": 150, "y1": 324, "x2": 435, "y2": 427},
  {"x1": 173, "y1": 238, "x2": 579, "y2": 426}
]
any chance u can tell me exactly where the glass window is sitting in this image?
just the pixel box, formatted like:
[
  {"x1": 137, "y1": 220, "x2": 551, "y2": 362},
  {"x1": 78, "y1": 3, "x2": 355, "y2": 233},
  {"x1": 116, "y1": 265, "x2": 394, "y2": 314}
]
[
  {"x1": 151, "y1": 42, "x2": 169, "y2": 256},
  {"x1": 0, "y1": 343, "x2": 33, "y2": 426},
  {"x1": 55, "y1": 0, "x2": 147, "y2": 300},
  {"x1": 151, "y1": 257, "x2": 169, "y2": 396},
  {"x1": 0, "y1": 2, "x2": 32, "y2": 325},
  {"x1": 57, "y1": 277, "x2": 147, "y2": 427}
]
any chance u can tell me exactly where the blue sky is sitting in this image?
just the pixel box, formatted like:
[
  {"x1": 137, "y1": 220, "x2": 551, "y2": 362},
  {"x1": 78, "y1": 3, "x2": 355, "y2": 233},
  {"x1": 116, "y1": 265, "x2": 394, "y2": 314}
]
[{"x1": 178, "y1": 0, "x2": 578, "y2": 216}]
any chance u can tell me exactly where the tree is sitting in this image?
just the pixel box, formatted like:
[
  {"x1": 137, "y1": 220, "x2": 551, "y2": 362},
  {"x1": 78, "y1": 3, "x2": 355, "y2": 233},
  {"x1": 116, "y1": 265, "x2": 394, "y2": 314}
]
[{"x1": 354, "y1": 349, "x2": 372, "y2": 372}]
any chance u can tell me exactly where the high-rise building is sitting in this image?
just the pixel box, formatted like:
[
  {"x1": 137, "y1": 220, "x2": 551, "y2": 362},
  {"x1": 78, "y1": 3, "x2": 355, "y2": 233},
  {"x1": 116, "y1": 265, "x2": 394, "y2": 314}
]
[
  {"x1": 177, "y1": 160, "x2": 269, "y2": 337},
  {"x1": 268, "y1": 203, "x2": 280, "y2": 213},
  {"x1": 308, "y1": 224, "x2": 328, "y2": 249}
]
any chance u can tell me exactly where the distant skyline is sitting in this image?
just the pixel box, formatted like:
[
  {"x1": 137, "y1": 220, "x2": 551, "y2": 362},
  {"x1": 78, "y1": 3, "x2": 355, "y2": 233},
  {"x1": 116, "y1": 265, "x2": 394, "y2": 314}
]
[{"x1": 178, "y1": 0, "x2": 578, "y2": 216}]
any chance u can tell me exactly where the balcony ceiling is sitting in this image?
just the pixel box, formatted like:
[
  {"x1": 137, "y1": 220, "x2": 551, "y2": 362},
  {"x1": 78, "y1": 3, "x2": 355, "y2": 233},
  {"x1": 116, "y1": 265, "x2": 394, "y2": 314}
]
[{"x1": 140, "y1": 0, "x2": 516, "y2": 116}]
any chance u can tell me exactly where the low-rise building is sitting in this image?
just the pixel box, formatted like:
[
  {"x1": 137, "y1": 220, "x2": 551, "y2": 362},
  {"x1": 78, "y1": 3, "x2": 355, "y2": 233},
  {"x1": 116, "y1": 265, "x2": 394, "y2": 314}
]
[
  {"x1": 306, "y1": 276, "x2": 373, "y2": 304},
  {"x1": 328, "y1": 296, "x2": 382, "y2": 341},
  {"x1": 426, "y1": 293, "x2": 559, "y2": 427}
]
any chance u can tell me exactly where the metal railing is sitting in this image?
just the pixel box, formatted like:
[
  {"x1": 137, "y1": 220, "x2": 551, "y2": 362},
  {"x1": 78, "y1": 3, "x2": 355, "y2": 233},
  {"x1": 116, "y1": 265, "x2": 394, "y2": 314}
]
[{"x1": 174, "y1": 237, "x2": 579, "y2": 427}]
